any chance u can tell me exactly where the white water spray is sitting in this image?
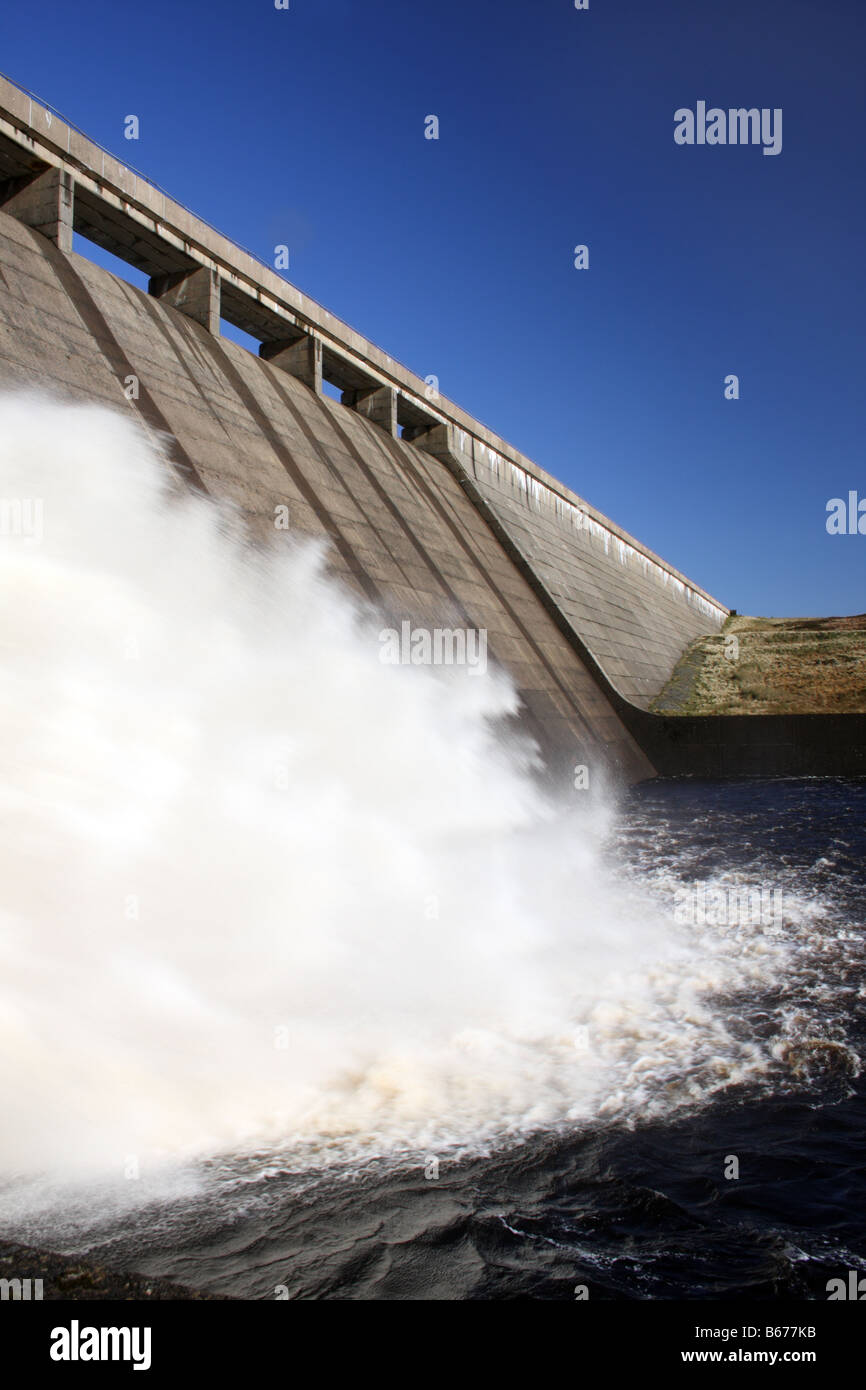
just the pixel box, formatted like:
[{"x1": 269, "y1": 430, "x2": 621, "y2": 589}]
[{"x1": 0, "y1": 394, "x2": 804, "y2": 1186}]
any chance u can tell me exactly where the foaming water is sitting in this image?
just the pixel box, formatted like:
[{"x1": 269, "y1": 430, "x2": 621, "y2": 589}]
[{"x1": 0, "y1": 394, "x2": 857, "y2": 1218}]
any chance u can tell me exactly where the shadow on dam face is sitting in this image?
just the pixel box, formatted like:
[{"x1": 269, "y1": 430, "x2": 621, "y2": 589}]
[{"x1": 0, "y1": 74, "x2": 858, "y2": 780}]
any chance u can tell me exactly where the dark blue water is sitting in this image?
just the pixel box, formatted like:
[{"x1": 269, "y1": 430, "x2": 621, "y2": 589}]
[{"x1": 9, "y1": 778, "x2": 866, "y2": 1300}]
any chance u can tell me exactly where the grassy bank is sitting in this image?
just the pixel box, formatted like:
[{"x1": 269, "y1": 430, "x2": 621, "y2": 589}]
[{"x1": 650, "y1": 614, "x2": 866, "y2": 716}]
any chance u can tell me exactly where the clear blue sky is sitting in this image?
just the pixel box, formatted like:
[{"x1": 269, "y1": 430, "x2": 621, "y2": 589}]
[{"x1": 2, "y1": 0, "x2": 864, "y2": 615}]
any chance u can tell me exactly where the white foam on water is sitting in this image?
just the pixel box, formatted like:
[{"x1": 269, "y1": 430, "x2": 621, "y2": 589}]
[{"x1": 0, "y1": 393, "x2": 831, "y2": 1205}]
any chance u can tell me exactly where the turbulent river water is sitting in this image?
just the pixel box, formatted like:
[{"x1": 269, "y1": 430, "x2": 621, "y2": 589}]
[{"x1": 0, "y1": 396, "x2": 863, "y2": 1298}]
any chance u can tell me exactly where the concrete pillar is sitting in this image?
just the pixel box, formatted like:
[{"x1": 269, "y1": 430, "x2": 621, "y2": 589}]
[
  {"x1": 411, "y1": 422, "x2": 469, "y2": 469},
  {"x1": 149, "y1": 266, "x2": 220, "y2": 334},
  {"x1": 0, "y1": 167, "x2": 74, "y2": 252},
  {"x1": 260, "y1": 334, "x2": 322, "y2": 394},
  {"x1": 344, "y1": 385, "x2": 397, "y2": 437}
]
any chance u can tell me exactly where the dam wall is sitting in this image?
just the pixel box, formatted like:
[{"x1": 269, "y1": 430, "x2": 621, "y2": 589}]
[
  {"x1": 427, "y1": 430, "x2": 727, "y2": 709},
  {"x1": 0, "y1": 205, "x2": 655, "y2": 783},
  {"x1": 0, "y1": 73, "x2": 748, "y2": 785}
]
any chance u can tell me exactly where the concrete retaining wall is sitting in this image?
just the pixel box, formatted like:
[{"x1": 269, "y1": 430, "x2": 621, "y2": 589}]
[
  {"x1": 626, "y1": 707, "x2": 866, "y2": 778},
  {"x1": 452, "y1": 435, "x2": 727, "y2": 708}
]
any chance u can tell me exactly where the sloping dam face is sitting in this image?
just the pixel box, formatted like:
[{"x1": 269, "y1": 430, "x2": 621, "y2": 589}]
[{"x1": 0, "y1": 76, "x2": 731, "y2": 786}]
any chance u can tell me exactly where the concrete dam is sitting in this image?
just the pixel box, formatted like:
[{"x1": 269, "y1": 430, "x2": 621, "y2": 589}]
[{"x1": 0, "y1": 74, "x2": 854, "y2": 782}]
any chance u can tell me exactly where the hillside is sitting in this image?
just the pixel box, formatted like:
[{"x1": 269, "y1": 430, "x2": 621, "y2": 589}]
[{"x1": 650, "y1": 614, "x2": 866, "y2": 716}]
